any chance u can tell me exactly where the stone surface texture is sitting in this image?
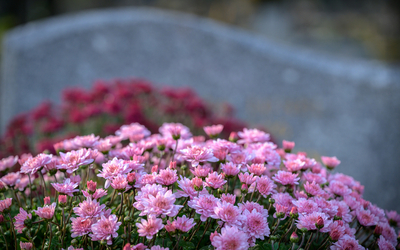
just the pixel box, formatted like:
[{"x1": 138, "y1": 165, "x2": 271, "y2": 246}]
[{"x1": 1, "y1": 8, "x2": 399, "y2": 209}]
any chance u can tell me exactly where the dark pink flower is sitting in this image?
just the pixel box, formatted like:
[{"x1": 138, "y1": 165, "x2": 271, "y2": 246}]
[
  {"x1": 51, "y1": 178, "x2": 79, "y2": 197},
  {"x1": 21, "y1": 153, "x2": 52, "y2": 175},
  {"x1": 90, "y1": 214, "x2": 121, "y2": 245},
  {"x1": 272, "y1": 171, "x2": 300, "y2": 186},
  {"x1": 204, "y1": 125, "x2": 224, "y2": 137},
  {"x1": 331, "y1": 235, "x2": 364, "y2": 250},
  {"x1": 0, "y1": 155, "x2": 18, "y2": 172},
  {"x1": 188, "y1": 193, "x2": 219, "y2": 221},
  {"x1": 34, "y1": 202, "x2": 56, "y2": 220},
  {"x1": 136, "y1": 214, "x2": 163, "y2": 240},
  {"x1": 211, "y1": 225, "x2": 249, "y2": 250},
  {"x1": 14, "y1": 207, "x2": 32, "y2": 233},
  {"x1": 71, "y1": 217, "x2": 93, "y2": 237},
  {"x1": 180, "y1": 146, "x2": 218, "y2": 167}
]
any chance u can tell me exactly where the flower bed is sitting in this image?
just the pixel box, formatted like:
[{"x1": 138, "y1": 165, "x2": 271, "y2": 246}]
[
  {"x1": 0, "y1": 78, "x2": 247, "y2": 158},
  {"x1": 0, "y1": 122, "x2": 399, "y2": 250}
]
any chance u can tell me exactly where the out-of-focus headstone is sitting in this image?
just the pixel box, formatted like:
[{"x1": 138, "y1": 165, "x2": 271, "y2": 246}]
[{"x1": 1, "y1": 7, "x2": 399, "y2": 209}]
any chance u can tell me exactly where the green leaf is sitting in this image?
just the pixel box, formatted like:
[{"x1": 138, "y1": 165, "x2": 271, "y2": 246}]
[{"x1": 179, "y1": 241, "x2": 196, "y2": 250}]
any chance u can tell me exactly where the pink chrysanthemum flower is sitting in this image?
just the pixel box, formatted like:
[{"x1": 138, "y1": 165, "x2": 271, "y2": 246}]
[
  {"x1": 0, "y1": 198, "x2": 12, "y2": 212},
  {"x1": 303, "y1": 172, "x2": 327, "y2": 185},
  {"x1": 328, "y1": 221, "x2": 346, "y2": 241},
  {"x1": 21, "y1": 153, "x2": 52, "y2": 175},
  {"x1": 20, "y1": 242, "x2": 33, "y2": 250},
  {"x1": 34, "y1": 202, "x2": 56, "y2": 220},
  {"x1": 330, "y1": 200, "x2": 352, "y2": 223},
  {"x1": 175, "y1": 177, "x2": 199, "y2": 199},
  {"x1": 296, "y1": 211, "x2": 332, "y2": 232},
  {"x1": 156, "y1": 168, "x2": 178, "y2": 186},
  {"x1": 220, "y1": 162, "x2": 240, "y2": 177},
  {"x1": 188, "y1": 193, "x2": 219, "y2": 221},
  {"x1": 136, "y1": 214, "x2": 164, "y2": 240},
  {"x1": 123, "y1": 243, "x2": 147, "y2": 250},
  {"x1": 241, "y1": 209, "x2": 270, "y2": 240},
  {"x1": 14, "y1": 207, "x2": 32, "y2": 233},
  {"x1": 238, "y1": 172, "x2": 258, "y2": 186},
  {"x1": 174, "y1": 215, "x2": 196, "y2": 232},
  {"x1": 272, "y1": 171, "x2": 300, "y2": 186},
  {"x1": 111, "y1": 174, "x2": 131, "y2": 192},
  {"x1": 379, "y1": 222, "x2": 397, "y2": 246},
  {"x1": 211, "y1": 225, "x2": 249, "y2": 250},
  {"x1": 205, "y1": 172, "x2": 227, "y2": 189},
  {"x1": 133, "y1": 184, "x2": 167, "y2": 210},
  {"x1": 284, "y1": 159, "x2": 305, "y2": 172},
  {"x1": 65, "y1": 247, "x2": 84, "y2": 250},
  {"x1": 159, "y1": 123, "x2": 192, "y2": 140},
  {"x1": 150, "y1": 246, "x2": 169, "y2": 250},
  {"x1": 0, "y1": 155, "x2": 18, "y2": 171},
  {"x1": 227, "y1": 152, "x2": 254, "y2": 171},
  {"x1": 292, "y1": 198, "x2": 319, "y2": 215},
  {"x1": 386, "y1": 210, "x2": 400, "y2": 227},
  {"x1": 98, "y1": 158, "x2": 130, "y2": 188},
  {"x1": 248, "y1": 164, "x2": 267, "y2": 176},
  {"x1": 1, "y1": 171, "x2": 20, "y2": 186},
  {"x1": 377, "y1": 235, "x2": 395, "y2": 250},
  {"x1": 57, "y1": 148, "x2": 97, "y2": 174},
  {"x1": 140, "y1": 190, "x2": 182, "y2": 217},
  {"x1": 272, "y1": 193, "x2": 294, "y2": 210},
  {"x1": 90, "y1": 214, "x2": 122, "y2": 245},
  {"x1": 328, "y1": 180, "x2": 352, "y2": 196},
  {"x1": 304, "y1": 181, "x2": 324, "y2": 196},
  {"x1": 72, "y1": 134, "x2": 100, "y2": 148},
  {"x1": 213, "y1": 201, "x2": 242, "y2": 226},
  {"x1": 190, "y1": 165, "x2": 212, "y2": 178},
  {"x1": 356, "y1": 209, "x2": 379, "y2": 227},
  {"x1": 237, "y1": 128, "x2": 270, "y2": 144},
  {"x1": 116, "y1": 123, "x2": 151, "y2": 141},
  {"x1": 180, "y1": 146, "x2": 218, "y2": 167},
  {"x1": 239, "y1": 202, "x2": 269, "y2": 217},
  {"x1": 282, "y1": 140, "x2": 295, "y2": 151},
  {"x1": 221, "y1": 194, "x2": 236, "y2": 204},
  {"x1": 256, "y1": 176, "x2": 276, "y2": 198},
  {"x1": 14, "y1": 174, "x2": 31, "y2": 191},
  {"x1": 204, "y1": 124, "x2": 224, "y2": 137},
  {"x1": 51, "y1": 178, "x2": 79, "y2": 197},
  {"x1": 73, "y1": 197, "x2": 107, "y2": 219},
  {"x1": 321, "y1": 156, "x2": 341, "y2": 169},
  {"x1": 331, "y1": 235, "x2": 365, "y2": 250},
  {"x1": 70, "y1": 217, "x2": 94, "y2": 237}
]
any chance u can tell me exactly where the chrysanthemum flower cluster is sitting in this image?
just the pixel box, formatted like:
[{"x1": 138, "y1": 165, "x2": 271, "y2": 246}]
[
  {"x1": 0, "y1": 78, "x2": 247, "y2": 158},
  {"x1": 0, "y1": 122, "x2": 399, "y2": 250}
]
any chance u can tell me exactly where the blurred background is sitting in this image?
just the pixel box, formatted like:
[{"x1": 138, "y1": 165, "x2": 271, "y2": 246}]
[
  {"x1": 0, "y1": 0, "x2": 399, "y2": 211},
  {"x1": 1, "y1": 0, "x2": 400, "y2": 63}
]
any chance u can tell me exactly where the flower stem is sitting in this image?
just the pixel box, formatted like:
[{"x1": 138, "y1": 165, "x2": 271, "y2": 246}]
[
  {"x1": 0, "y1": 225, "x2": 9, "y2": 250},
  {"x1": 304, "y1": 232, "x2": 315, "y2": 250},
  {"x1": 195, "y1": 218, "x2": 211, "y2": 250},
  {"x1": 8, "y1": 213, "x2": 17, "y2": 249}
]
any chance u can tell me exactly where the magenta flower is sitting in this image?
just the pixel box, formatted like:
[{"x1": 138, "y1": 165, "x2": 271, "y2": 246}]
[
  {"x1": 256, "y1": 176, "x2": 276, "y2": 198},
  {"x1": 116, "y1": 123, "x2": 151, "y2": 141},
  {"x1": 190, "y1": 165, "x2": 212, "y2": 178},
  {"x1": 239, "y1": 201, "x2": 269, "y2": 217},
  {"x1": 188, "y1": 193, "x2": 219, "y2": 221},
  {"x1": 73, "y1": 197, "x2": 107, "y2": 219},
  {"x1": 282, "y1": 140, "x2": 295, "y2": 151},
  {"x1": 213, "y1": 201, "x2": 242, "y2": 226},
  {"x1": 70, "y1": 217, "x2": 94, "y2": 237},
  {"x1": 72, "y1": 134, "x2": 100, "y2": 148},
  {"x1": 237, "y1": 128, "x2": 270, "y2": 144},
  {"x1": 1, "y1": 171, "x2": 20, "y2": 186},
  {"x1": 21, "y1": 153, "x2": 52, "y2": 175},
  {"x1": 321, "y1": 156, "x2": 341, "y2": 169},
  {"x1": 176, "y1": 176, "x2": 197, "y2": 199},
  {"x1": 386, "y1": 210, "x2": 400, "y2": 227},
  {"x1": 57, "y1": 148, "x2": 97, "y2": 174},
  {"x1": 98, "y1": 158, "x2": 130, "y2": 188},
  {"x1": 111, "y1": 174, "x2": 131, "y2": 192},
  {"x1": 211, "y1": 225, "x2": 249, "y2": 250},
  {"x1": 180, "y1": 146, "x2": 218, "y2": 167},
  {"x1": 140, "y1": 190, "x2": 182, "y2": 217},
  {"x1": 150, "y1": 246, "x2": 169, "y2": 250},
  {"x1": 205, "y1": 172, "x2": 227, "y2": 189},
  {"x1": 241, "y1": 209, "x2": 270, "y2": 240},
  {"x1": 220, "y1": 162, "x2": 240, "y2": 177},
  {"x1": 292, "y1": 198, "x2": 319, "y2": 215},
  {"x1": 203, "y1": 124, "x2": 223, "y2": 137},
  {"x1": 296, "y1": 211, "x2": 332, "y2": 232},
  {"x1": 304, "y1": 181, "x2": 324, "y2": 196},
  {"x1": 272, "y1": 171, "x2": 300, "y2": 186},
  {"x1": 90, "y1": 214, "x2": 122, "y2": 245},
  {"x1": 238, "y1": 172, "x2": 258, "y2": 186},
  {"x1": 284, "y1": 159, "x2": 305, "y2": 172},
  {"x1": 174, "y1": 215, "x2": 196, "y2": 232},
  {"x1": 14, "y1": 207, "x2": 32, "y2": 233},
  {"x1": 136, "y1": 214, "x2": 164, "y2": 240},
  {"x1": 0, "y1": 155, "x2": 18, "y2": 171},
  {"x1": 248, "y1": 164, "x2": 267, "y2": 176},
  {"x1": 303, "y1": 172, "x2": 327, "y2": 185},
  {"x1": 328, "y1": 181, "x2": 352, "y2": 196},
  {"x1": 34, "y1": 202, "x2": 56, "y2": 220},
  {"x1": 221, "y1": 194, "x2": 236, "y2": 205},
  {"x1": 156, "y1": 168, "x2": 178, "y2": 186},
  {"x1": 51, "y1": 178, "x2": 79, "y2": 197},
  {"x1": 331, "y1": 235, "x2": 365, "y2": 250},
  {"x1": 0, "y1": 198, "x2": 12, "y2": 213},
  {"x1": 20, "y1": 242, "x2": 33, "y2": 250},
  {"x1": 159, "y1": 123, "x2": 192, "y2": 140},
  {"x1": 377, "y1": 235, "x2": 396, "y2": 250}
]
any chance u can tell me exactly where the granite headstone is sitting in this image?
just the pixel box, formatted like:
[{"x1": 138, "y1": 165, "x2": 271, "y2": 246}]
[{"x1": 1, "y1": 7, "x2": 399, "y2": 210}]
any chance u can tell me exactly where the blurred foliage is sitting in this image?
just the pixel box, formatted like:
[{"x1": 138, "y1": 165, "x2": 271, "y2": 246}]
[{"x1": 0, "y1": 0, "x2": 399, "y2": 62}]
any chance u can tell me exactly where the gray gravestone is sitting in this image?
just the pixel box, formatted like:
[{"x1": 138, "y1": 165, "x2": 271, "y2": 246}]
[{"x1": 1, "y1": 7, "x2": 400, "y2": 210}]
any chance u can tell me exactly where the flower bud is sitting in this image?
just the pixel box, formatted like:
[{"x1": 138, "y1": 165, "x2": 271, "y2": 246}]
[
  {"x1": 282, "y1": 140, "x2": 295, "y2": 153},
  {"x1": 127, "y1": 173, "x2": 137, "y2": 185},
  {"x1": 0, "y1": 215, "x2": 4, "y2": 223},
  {"x1": 0, "y1": 181, "x2": 6, "y2": 192},
  {"x1": 229, "y1": 132, "x2": 238, "y2": 142},
  {"x1": 169, "y1": 161, "x2": 177, "y2": 170},
  {"x1": 374, "y1": 225, "x2": 383, "y2": 236},
  {"x1": 315, "y1": 216, "x2": 324, "y2": 229},
  {"x1": 192, "y1": 177, "x2": 203, "y2": 191},
  {"x1": 329, "y1": 229, "x2": 341, "y2": 242},
  {"x1": 151, "y1": 165, "x2": 158, "y2": 173},
  {"x1": 87, "y1": 180, "x2": 97, "y2": 193},
  {"x1": 44, "y1": 196, "x2": 50, "y2": 205},
  {"x1": 48, "y1": 169, "x2": 57, "y2": 176},
  {"x1": 290, "y1": 232, "x2": 299, "y2": 243},
  {"x1": 58, "y1": 195, "x2": 67, "y2": 205},
  {"x1": 290, "y1": 207, "x2": 298, "y2": 219}
]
